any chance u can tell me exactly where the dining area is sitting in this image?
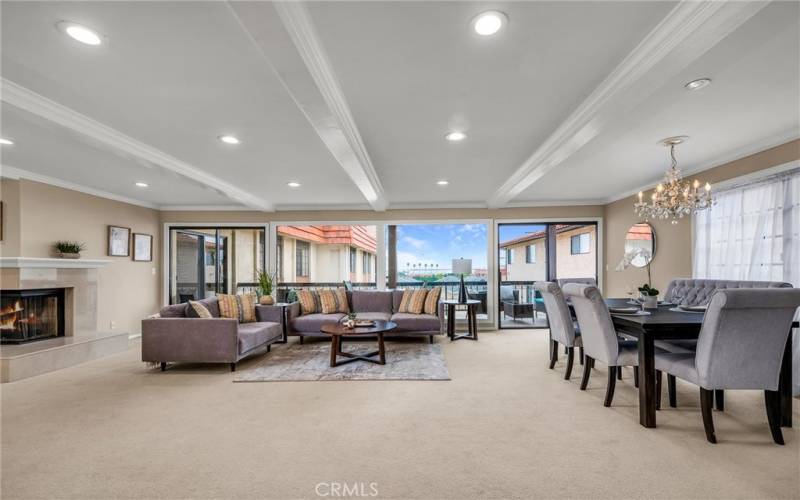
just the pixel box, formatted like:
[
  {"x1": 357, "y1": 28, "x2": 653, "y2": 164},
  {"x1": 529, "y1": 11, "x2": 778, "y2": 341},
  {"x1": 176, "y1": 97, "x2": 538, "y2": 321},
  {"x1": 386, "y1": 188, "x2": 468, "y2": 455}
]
[{"x1": 535, "y1": 219, "x2": 800, "y2": 446}]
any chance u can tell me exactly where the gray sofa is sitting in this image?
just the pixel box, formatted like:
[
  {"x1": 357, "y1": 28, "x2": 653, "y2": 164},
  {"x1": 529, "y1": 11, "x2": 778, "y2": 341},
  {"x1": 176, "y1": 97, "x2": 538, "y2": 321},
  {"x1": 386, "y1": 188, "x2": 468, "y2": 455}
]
[
  {"x1": 142, "y1": 297, "x2": 284, "y2": 371},
  {"x1": 288, "y1": 290, "x2": 445, "y2": 343},
  {"x1": 664, "y1": 278, "x2": 793, "y2": 305}
]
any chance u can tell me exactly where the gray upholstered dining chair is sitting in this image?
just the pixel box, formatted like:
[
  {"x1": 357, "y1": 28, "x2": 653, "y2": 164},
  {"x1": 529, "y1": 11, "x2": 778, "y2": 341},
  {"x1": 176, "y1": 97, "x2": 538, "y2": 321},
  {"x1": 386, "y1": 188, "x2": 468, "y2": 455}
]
[
  {"x1": 535, "y1": 282, "x2": 582, "y2": 379},
  {"x1": 562, "y1": 283, "x2": 661, "y2": 406},
  {"x1": 654, "y1": 288, "x2": 800, "y2": 444}
]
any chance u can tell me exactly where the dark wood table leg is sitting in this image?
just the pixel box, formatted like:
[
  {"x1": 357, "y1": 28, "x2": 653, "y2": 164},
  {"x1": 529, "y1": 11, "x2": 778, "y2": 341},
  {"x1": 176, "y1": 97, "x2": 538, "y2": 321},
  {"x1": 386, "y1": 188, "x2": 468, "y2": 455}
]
[
  {"x1": 638, "y1": 333, "x2": 657, "y2": 428},
  {"x1": 329, "y1": 335, "x2": 338, "y2": 368},
  {"x1": 447, "y1": 304, "x2": 455, "y2": 340},
  {"x1": 471, "y1": 305, "x2": 478, "y2": 341},
  {"x1": 277, "y1": 305, "x2": 288, "y2": 343},
  {"x1": 378, "y1": 333, "x2": 386, "y2": 365},
  {"x1": 779, "y1": 329, "x2": 793, "y2": 427}
]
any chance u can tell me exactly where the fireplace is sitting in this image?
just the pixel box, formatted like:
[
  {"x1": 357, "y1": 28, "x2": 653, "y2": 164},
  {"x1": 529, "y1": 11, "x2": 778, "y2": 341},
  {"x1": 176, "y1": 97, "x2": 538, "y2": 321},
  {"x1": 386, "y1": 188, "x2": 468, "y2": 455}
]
[{"x1": 0, "y1": 288, "x2": 66, "y2": 344}]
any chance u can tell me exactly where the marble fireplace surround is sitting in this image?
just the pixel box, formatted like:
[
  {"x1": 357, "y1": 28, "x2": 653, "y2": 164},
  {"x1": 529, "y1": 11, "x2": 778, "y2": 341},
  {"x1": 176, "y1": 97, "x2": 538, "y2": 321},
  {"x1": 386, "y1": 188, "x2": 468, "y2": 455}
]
[{"x1": 0, "y1": 258, "x2": 112, "y2": 336}]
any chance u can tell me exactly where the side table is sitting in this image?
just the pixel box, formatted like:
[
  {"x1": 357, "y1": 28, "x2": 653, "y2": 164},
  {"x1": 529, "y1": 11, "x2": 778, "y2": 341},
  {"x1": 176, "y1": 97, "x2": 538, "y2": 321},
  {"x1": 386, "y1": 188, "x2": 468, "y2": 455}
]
[{"x1": 442, "y1": 299, "x2": 480, "y2": 341}]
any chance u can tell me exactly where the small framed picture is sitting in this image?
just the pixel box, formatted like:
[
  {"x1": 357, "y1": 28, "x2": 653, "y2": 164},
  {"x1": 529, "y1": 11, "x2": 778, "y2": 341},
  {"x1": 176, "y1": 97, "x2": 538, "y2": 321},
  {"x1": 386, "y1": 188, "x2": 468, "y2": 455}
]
[
  {"x1": 108, "y1": 225, "x2": 131, "y2": 257},
  {"x1": 133, "y1": 233, "x2": 153, "y2": 262}
]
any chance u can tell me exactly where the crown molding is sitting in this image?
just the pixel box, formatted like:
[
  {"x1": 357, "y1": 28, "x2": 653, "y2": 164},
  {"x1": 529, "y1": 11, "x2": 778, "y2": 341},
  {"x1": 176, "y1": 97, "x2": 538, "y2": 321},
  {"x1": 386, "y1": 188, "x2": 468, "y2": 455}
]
[
  {"x1": 229, "y1": 1, "x2": 386, "y2": 211},
  {"x1": 487, "y1": 0, "x2": 770, "y2": 208},
  {"x1": 159, "y1": 205, "x2": 249, "y2": 212},
  {"x1": 1, "y1": 78, "x2": 273, "y2": 211},
  {"x1": 503, "y1": 199, "x2": 608, "y2": 208},
  {"x1": 605, "y1": 130, "x2": 800, "y2": 204},
  {"x1": 1, "y1": 165, "x2": 160, "y2": 209}
]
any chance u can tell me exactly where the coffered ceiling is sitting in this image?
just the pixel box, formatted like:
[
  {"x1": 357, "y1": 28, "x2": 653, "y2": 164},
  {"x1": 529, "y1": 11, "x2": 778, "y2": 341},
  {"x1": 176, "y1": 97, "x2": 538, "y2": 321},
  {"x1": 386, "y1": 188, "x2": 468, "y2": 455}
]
[{"x1": 1, "y1": 1, "x2": 797, "y2": 211}]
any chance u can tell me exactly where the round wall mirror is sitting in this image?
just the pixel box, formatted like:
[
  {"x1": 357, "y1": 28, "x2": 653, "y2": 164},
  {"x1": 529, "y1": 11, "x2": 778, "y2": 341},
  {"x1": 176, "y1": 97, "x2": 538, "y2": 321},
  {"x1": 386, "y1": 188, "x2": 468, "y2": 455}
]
[{"x1": 623, "y1": 222, "x2": 656, "y2": 268}]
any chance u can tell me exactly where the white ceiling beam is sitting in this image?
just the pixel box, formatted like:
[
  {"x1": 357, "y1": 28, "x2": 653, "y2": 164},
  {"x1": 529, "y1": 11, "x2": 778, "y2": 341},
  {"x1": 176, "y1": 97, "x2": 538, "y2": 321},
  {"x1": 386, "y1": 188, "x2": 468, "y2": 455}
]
[
  {"x1": 487, "y1": 0, "x2": 770, "y2": 208},
  {"x1": 228, "y1": 1, "x2": 387, "y2": 211},
  {"x1": 1, "y1": 78, "x2": 274, "y2": 211}
]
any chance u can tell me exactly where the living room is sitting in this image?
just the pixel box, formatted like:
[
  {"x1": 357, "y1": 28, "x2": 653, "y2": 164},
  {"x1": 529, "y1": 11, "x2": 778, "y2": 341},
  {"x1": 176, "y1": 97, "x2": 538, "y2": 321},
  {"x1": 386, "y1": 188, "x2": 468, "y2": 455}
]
[{"x1": 1, "y1": 2, "x2": 799, "y2": 499}]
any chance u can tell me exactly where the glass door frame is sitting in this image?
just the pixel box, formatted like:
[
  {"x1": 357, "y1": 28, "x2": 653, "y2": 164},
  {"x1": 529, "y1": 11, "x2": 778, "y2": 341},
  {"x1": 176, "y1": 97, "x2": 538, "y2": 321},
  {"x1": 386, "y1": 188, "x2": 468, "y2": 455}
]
[
  {"x1": 162, "y1": 222, "x2": 269, "y2": 306},
  {"x1": 493, "y1": 217, "x2": 603, "y2": 330}
]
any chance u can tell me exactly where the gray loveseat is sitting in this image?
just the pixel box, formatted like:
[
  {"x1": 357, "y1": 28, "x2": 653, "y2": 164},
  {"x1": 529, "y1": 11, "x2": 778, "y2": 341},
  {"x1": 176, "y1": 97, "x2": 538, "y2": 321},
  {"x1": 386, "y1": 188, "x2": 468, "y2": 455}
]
[
  {"x1": 142, "y1": 297, "x2": 284, "y2": 371},
  {"x1": 288, "y1": 290, "x2": 445, "y2": 343}
]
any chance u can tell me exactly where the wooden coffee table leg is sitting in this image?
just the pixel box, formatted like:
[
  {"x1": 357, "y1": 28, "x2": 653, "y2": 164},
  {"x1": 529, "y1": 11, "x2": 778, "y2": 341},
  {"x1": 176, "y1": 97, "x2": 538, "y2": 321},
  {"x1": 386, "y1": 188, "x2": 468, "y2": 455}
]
[
  {"x1": 329, "y1": 335, "x2": 338, "y2": 367},
  {"x1": 378, "y1": 333, "x2": 386, "y2": 364}
]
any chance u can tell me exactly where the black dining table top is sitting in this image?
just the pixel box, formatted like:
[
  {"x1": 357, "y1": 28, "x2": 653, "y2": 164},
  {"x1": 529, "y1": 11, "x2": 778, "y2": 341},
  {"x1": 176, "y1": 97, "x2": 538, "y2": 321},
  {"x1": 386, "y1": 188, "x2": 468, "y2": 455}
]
[{"x1": 604, "y1": 298, "x2": 705, "y2": 329}]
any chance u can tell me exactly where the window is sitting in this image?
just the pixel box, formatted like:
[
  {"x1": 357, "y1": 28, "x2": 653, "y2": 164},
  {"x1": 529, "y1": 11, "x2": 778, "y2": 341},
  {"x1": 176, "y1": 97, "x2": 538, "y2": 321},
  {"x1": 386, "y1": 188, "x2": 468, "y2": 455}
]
[
  {"x1": 276, "y1": 236, "x2": 284, "y2": 282},
  {"x1": 296, "y1": 241, "x2": 310, "y2": 277},
  {"x1": 506, "y1": 248, "x2": 514, "y2": 264},
  {"x1": 362, "y1": 252, "x2": 372, "y2": 275},
  {"x1": 694, "y1": 167, "x2": 799, "y2": 285},
  {"x1": 525, "y1": 245, "x2": 535, "y2": 263},
  {"x1": 350, "y1": 247, "x2": 357, "y2": 273},
  {"x1": 571, "y1": 233, "x2": 591, "y2": 254}
]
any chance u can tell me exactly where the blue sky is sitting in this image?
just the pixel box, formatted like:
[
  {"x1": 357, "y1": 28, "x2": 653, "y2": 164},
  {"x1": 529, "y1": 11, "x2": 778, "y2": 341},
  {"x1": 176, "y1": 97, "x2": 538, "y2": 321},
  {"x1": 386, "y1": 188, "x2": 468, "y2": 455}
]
[{"x1": 395, "y1": 224, "x2": 487, "y2": 272}]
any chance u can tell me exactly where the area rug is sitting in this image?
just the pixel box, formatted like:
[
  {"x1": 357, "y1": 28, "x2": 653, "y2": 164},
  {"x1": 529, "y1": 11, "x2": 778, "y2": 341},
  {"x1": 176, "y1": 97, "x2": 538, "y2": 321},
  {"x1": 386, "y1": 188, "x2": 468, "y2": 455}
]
[{"x1": 233, "y1": 341, "x2": 451, "y2": 382}]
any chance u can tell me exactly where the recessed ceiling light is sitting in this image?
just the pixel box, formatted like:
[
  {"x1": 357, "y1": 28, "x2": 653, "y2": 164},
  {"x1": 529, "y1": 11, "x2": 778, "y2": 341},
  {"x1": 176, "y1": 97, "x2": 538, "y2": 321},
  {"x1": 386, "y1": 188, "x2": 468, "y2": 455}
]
[
  {"x1": 684, "y1": 78, "x2": 712, "y2": 91},
  {"x1": 218, "y1": 135, "x2": 241, "y2": 145},
  {"x1": 134, "y1": 182, "x2": 149, "y2": 188},
  {"x1": 472, "y1": 11, "x2": 507, "y2": 36},
  {"x1": 437, "y1": 180, "x2": 450, "y2": 186},
  {"x1": 0, "y1": 138, "x2": 14, "y2": 145},
  {"x1": 287, "y1": 181, "x2": 301, "y2": 188},
  {"x1": 445, "y1": 131, "x2": 467, "y2": 142},
  {"x1": 56, "y1": 21, "x2": 103, "y2": 46}
]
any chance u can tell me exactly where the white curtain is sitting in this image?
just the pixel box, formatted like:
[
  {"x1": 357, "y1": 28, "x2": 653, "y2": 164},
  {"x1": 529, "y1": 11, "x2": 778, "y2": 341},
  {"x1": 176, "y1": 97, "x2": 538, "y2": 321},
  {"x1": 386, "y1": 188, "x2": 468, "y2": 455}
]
[{"x1": 693, "y1": 166, "x2": 800, "y2": 393}]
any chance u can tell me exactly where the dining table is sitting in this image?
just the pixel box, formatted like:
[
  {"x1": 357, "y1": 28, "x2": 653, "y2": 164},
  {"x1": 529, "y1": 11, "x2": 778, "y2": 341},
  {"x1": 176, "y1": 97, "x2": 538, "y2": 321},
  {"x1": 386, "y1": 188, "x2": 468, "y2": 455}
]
[{"x1": 602, "y1": 298, "x2": 797, "y2": 429}]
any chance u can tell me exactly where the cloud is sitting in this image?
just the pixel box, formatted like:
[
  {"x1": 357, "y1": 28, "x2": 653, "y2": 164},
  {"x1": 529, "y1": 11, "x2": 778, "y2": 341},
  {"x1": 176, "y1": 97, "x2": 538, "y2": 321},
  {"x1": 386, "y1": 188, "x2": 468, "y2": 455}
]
[{"x1": 401, "y1": 236, "x2": 426, "y2": 250}]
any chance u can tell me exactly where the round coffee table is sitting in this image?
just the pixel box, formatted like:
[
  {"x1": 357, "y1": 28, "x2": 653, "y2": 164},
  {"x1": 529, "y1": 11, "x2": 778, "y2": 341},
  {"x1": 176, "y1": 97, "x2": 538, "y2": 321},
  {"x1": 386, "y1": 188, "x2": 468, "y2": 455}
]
[{"x1": 320, "y1": 320, "x2": 397, "y2": 367}]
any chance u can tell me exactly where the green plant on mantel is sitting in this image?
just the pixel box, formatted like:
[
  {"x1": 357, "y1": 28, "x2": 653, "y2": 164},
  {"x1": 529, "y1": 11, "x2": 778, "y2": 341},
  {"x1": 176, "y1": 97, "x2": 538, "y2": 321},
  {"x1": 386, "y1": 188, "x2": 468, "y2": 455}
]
[{"x1": 53, "y1": 241, "x2": 86, "y2": 254}]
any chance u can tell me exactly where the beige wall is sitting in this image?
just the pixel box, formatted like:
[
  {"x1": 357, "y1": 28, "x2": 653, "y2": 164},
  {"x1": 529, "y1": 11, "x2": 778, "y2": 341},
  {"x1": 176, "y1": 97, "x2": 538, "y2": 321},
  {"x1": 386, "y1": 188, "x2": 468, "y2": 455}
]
[
  {"x1": 604, "y1": 139, "x2": 800, "y2": 297},
  {"x1": 11, "y1": 180, "x2": 161, "y2": 335},
  {"x1": 0, "y1": 178, "x2": 22, "y2": 258}
]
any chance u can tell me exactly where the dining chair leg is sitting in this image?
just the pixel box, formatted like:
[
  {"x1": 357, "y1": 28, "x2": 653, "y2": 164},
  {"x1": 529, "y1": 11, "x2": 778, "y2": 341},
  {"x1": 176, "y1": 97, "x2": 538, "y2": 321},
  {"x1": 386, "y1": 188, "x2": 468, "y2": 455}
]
[
  {"x1": 655, "y1": 370, "x2": 662, "y2": 410},
  {"x1": 579, "y1": 346, "x2": 584, "y2": 365},
  {"x1": 604, "y1": 366, "x2": 617, "y2": 407},
  {"x1": 700, "y1": 388, "x2": 717, "y2": 444},
  {"x1": 617, "y1": 368, "x2": 623, "y2": 381},
  {"x1": 764, "y1": 390, "x2": 785, "y2": 445},
  {"x1": 564, "y1": 345, "x2": 569, "y2": 355},
  {"x1": 549, "y1": 340, "x2": 558, "y2": 369},
  {"x1": 580, "y1": 356, "x2": 593, "y2": 390},
  {"x1": 633, "y1": 366, "x2": 639, "y2": 388},
  {"x1": 714, "y1": 390, "x2": 725, "y2": 411},
  {"x1": 564, "y1": 347, "x2": 575, "y2": 380},
  {"x1": 667, "y1": 375, "x2": 677, "y2": 408}
]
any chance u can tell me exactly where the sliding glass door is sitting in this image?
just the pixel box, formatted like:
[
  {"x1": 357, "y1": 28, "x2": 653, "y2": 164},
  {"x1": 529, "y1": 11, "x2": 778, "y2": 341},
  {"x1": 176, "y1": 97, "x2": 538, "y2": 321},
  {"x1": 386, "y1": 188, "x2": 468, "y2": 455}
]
[
  {"x1": 168, "y1": 226, "x2": 266, "y2": 304},
  {"x1": 498, "y1": 222, "x2": 597, "y2": 329}
]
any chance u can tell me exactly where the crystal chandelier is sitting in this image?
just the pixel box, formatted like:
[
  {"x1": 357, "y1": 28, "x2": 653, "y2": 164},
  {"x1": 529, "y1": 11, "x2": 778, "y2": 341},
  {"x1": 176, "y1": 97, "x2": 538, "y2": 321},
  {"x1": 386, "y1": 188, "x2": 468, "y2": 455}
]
[{"x1": 634, "y1": 137, "x2": 713, "y2": 224}]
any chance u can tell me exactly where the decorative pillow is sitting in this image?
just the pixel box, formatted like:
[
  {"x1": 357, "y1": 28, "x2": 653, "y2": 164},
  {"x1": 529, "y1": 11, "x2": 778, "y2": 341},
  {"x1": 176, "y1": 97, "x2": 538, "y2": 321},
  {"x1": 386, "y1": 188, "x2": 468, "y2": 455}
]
[
  {"x1": 217, "y1": 294, "x2": 239, "y2": 320},
  {"x1": 216, "y1": 294, "x2": 257, "y2": 323},
  {"x1": 297, "y1": 289, "x2": 321, "y2": 315},
  {"x1": 424, "y1": 286, "x2": 442, "y2": 315},
  {"x1": 400, "y1": 289, "x2": 428, "y2": 314},
  {"x1": 238, "y1": 293, "x2": 257, "y2": 323},
  {"x1": 398, "y1": 289, "x2": 414, "y2": 313},
  {"x1": 187, "y1": 300, "x2": 212, "y2": 319},
  {"x1": 319, "y1": 288, "x2": 349, "y2": 314}
]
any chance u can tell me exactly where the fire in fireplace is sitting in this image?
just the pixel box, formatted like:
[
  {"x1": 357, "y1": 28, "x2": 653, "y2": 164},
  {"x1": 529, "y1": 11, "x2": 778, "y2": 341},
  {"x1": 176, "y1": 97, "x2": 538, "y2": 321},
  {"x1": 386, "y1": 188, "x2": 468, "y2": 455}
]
[{"x1": 0, "y1": 289, "x2": 66, "y2": 344}]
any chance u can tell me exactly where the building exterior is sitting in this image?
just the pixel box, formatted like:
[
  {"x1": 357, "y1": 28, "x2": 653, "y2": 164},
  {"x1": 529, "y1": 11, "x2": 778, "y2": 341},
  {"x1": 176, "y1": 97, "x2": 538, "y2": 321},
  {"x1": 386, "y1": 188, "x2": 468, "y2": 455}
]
[
  {"x1": 276, "y1": 225, "x2": 377, "y2": 283},
  {"x1": 499, "y1": 225, "x2": 597, "y2": 282}
]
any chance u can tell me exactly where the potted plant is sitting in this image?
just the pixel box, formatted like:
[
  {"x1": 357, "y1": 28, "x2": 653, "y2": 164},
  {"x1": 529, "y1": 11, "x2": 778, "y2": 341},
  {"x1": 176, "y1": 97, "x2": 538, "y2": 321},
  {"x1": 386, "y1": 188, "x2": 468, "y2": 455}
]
[
  {"x1": 256, "y1": 269, "x2": 276, "y2": 305},
  {"x1": 638, "y1": 283, "x2": 659, "y2": 309},
  {"x1": 54, "y1": 241, "x2": 86, "y2": 259}
]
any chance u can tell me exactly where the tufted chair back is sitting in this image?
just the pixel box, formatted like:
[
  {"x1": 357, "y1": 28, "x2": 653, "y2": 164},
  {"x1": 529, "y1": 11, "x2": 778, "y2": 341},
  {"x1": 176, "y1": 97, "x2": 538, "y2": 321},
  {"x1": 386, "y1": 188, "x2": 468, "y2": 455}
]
[
  {"x1": 664, "y1": 278, "x2": 792, "y2": 306},
  {"x1": 562, "y1": 284, "x2": 619, "y2": 365},
  {"x1": 694, "y1": 288, "x2": 800, "y2": 390},
  {"x1": 534, "y1": 282, "x2": 576, "y2": 347}
]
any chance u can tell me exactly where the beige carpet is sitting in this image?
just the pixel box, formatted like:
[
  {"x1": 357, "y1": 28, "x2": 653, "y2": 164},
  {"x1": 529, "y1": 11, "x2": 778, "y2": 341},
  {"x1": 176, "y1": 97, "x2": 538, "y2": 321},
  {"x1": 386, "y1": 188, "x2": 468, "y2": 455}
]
[{"x1": 1, "y1": 330, "x2": 798, "y2": 500}]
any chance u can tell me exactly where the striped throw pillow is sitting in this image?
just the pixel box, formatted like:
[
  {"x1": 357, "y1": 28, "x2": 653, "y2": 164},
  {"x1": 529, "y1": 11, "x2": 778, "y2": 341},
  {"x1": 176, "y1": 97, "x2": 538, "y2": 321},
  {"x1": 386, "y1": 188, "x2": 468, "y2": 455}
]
[
  {"x1": 297, "y1": 289, "x2": 321, "y2": 315},
  {"x1": 187, "y1": 300, "x2": 212, "y2": 319},
  {"x1": 217, "y1": 294, "x2": 240, "y2": 320},
  {"x1": 319, "y1": 288, "x2": 349, "y2": 314},
  {"x1": 423, "y1": 286, "x2": 442, "y2": 315},
  {"x1": 216, "y1": 293, "x2": 257, "y2": 323},
  {"x1": 398, "y1": 289, "x2": 414, "y2": 313},
  {"x1": 400, "y1": 289, "x2": 428, "y2": 314}
]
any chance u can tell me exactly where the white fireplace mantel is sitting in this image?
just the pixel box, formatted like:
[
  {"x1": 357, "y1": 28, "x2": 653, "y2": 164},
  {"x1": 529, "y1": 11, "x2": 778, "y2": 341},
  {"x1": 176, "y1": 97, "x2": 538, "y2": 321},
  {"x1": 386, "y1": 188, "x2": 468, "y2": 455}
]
[{"x1": 0, "y1": 257, "x2": 112, "y2": 269}]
